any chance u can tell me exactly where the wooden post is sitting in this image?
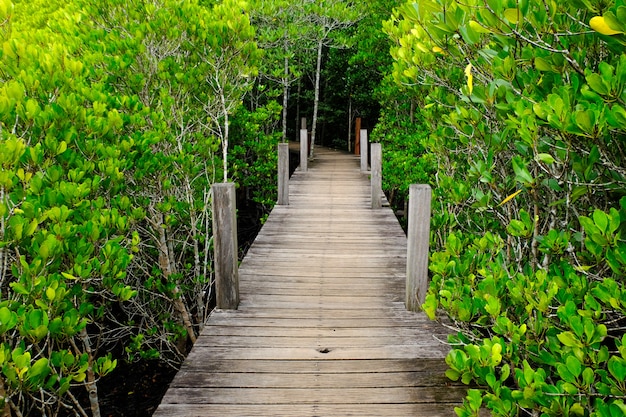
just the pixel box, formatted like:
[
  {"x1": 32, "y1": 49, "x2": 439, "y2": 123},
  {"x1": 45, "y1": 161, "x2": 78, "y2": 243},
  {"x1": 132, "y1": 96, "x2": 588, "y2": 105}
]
[
  {"x1": 354, "y1": 117, "x2": 361, "y2": 155},
  {"x1": 211, "y1": 183, "x2": 239, "y2": 310},
  {"x1": 300, "y1": 129, "x2": 308, "y2": 172},
  {"x1": 371, "y1": 143, "x2": 382, "y2": 209},
  {"x1": 301, "y1": 117, "x2": 307, "y2": 130},
  {"x1": 347, "y1": 99, "x2": 352, "y2": 153},
  {"x1": 406, "y1": 184, "x2": 432, "y2": 312},
  {"x1": 360, "y1": 129, "x2": 368, "y2": 172},
  {"x1": 278, "y1": 143, "x2": 289, "y2": 205}
]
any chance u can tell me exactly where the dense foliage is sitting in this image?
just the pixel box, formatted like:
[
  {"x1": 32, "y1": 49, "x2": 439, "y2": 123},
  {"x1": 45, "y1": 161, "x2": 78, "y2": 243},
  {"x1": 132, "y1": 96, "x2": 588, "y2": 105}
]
[
  {"x1": 0, "y1": 0, "x2": 279, "y2": 415},
  {"x1": 381, "y1": 0, "x2": 626, "y2": 415}
]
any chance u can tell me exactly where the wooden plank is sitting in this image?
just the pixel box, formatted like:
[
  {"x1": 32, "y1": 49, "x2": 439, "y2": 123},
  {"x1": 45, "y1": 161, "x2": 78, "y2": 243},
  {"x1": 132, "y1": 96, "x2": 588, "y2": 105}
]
[
  {"x1": 159, "y1": 386, "x2": 467, "y2": 405},
  {"x1": 205, "y1": 318, "x2": 443, "y2": 329},
  {"x1": 178, "y1": 358, "x2": 450, "y2": 374},
  {"x1": 181, "y1": 346, "x2": 451, "y2": 361},
  {"x1": 193, "y1": 336, "x2": 449, "y2": 349},
  {"x1": 154, "y1": 403, "x2": 460, "y2": 417},
  {"x1": 207, "y1": 307, "x2": 443, "y2": 321},
  {"x1": 202, "y1": 325, "x2": 450, "y2": 338},
  {"x1": 170, "y1": 371, "x2": 454, "y2": 388}
]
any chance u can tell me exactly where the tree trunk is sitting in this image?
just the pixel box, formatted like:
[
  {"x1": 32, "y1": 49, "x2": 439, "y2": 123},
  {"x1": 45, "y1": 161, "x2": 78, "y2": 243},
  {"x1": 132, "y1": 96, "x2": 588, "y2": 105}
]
[
  {"x1": 221, "y1": 90, "x2": 229, "y2": 183},
  {"x1": 0, "y1": 376, "x2": 11, "y2": 417},
  {"x1": 0, "y1": 188, "x2": 7, "y2": 292},
  {"x1": 310, "y1": 39, "x2": 323, "y2": 157},
  {"x1": 347, "y1": 97, "x2": 352, "y2": 153},
  {"x1": 155, "y1": 212, "x2": 197, "y2": 344},
  {"x1": 295, "y1": 66, "x2": 302, "y2": 140},
  {"x1": 79, "y1": 329, "x2": 101, "y2": 417},
  {"x1": 282, "y1": 39, "x2": 289, "y2": 143}
]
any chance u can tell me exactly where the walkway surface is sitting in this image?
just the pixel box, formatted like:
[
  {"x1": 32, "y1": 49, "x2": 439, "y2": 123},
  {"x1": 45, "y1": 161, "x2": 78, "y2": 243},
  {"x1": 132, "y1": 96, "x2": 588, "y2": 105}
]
[{"x1": 153, "y1": 147, "x2": 465, "y2": 416}]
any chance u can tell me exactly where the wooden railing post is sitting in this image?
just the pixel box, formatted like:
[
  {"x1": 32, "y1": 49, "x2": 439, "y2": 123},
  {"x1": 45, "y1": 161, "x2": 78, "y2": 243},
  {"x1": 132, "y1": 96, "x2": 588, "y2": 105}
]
[
  {"x1": 370, "y1": 143, "x2": 382, "y2": 209},
  {"x1": 354, "y1": 117, "x2": 361, "y2": 155},
  {"x1": 211, "y1": 183, "x2": 239, "y2": 310},
  {"x1": 406, "y1": 184, "x2": 432, "y2": 312},
  {"x1": 360, "y1": 129, "x2": 368, "y2": 172},
  {"x1": 278, "y1": 143, "x2": 289, "y2": 205},
  {"x1": 300, "y1": 129, "x2": 308, "y2": 172}
]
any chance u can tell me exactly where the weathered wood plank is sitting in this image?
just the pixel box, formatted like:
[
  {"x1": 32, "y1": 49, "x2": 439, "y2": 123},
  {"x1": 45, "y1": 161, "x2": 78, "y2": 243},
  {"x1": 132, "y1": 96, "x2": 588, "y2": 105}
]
[
  {"x1": 206, "y1": 307, "x2": 444, "y2": 322},
  {"x1": 159, "y1": 386, "x2": 467, "y2": 405},
  {"x1": 181, "y1": 345, "x2": 451, "y2": 361},
  {"x1": 170, "y1": 370, "x2": 454, "y2": 388},
  {"x1": 155, "y1": 403, "x2": 459, "y2": 417},
  {"x1": 202, "y1": 325, "x2": 450, "y2": 338},
  {"x1": 179, "y1": 358, "x2": 449, "y2": 374}
]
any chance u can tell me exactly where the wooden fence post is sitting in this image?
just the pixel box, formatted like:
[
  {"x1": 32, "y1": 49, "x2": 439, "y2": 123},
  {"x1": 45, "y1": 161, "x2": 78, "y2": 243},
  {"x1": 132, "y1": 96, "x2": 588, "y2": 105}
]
[
  {"x1": 278, "y1": 143, "x2": 289, "y2": 205},
  {"x1": 300, "y1": 129, "x2": 308, "y2": 172},
  {"x1": 360, "y1": 129, "x2": 368, "y2": 172},
  {"x1": 211, "y1": 183, "x2": 239, "y2": 310},
  {"x1": 406, "y1": 184, "x2": 432, "y2": 312},
  {"x1": 370, "y1": 143, "x2": 382, "y2": 209},
  {"x1": 354, "y1": 117, "x2": 361, "y2": 155}
]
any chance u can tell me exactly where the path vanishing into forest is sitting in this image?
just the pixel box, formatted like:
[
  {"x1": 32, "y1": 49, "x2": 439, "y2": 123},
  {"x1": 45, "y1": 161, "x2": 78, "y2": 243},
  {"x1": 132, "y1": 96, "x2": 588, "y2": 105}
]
[{"x1": 153, "y1": 146, "x2": 465, "y2": 416}]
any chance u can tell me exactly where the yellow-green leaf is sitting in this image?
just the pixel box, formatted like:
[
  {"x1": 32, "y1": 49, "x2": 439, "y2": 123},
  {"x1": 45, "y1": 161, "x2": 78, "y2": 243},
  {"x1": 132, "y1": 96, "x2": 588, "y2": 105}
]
[
  {"x1": 503, "y1": 8, "x2": 519, "y2": 24},
  {"x1": 468, "y1": 20, "x2": 491, "y2": 34},
  {"x1": 45, "y1": 287, "x2": 56, "y2": 301},
  {"x1": 590, "y1": 16, "x2": 624, "y2": 35},
  {"x1": 464, "y1": 63, "x2": 473, "y2": 95},
  {"x1": 499, "y1": 189, "x2": 523, "y2": 206},
  {"x1": 535, "y1": 57, "x2": 553, "y2": 72}
]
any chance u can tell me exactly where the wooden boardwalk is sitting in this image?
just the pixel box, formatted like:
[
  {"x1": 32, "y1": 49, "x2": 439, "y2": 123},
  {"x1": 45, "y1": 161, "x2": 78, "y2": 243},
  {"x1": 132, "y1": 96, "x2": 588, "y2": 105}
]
[{"x1": 154, "y1": 147, "x2": 464, "y2": 416}]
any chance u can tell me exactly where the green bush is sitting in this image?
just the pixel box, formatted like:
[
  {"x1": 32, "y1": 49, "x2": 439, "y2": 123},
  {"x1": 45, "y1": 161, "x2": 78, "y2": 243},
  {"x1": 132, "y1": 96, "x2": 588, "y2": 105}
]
[
  {"x1": 384, "y1": 0, "x2": 626, "y2": 414},
  {"x1": 0, "y1": 0, "x2": 269, "y2": 414}
]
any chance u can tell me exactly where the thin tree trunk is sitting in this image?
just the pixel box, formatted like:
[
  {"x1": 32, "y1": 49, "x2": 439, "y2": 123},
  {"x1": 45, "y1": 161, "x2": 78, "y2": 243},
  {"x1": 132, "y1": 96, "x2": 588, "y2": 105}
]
[
  {"x1": 0, "y1": 188, "x2": 7, "y2": 292},
  {"x1": 0, "y1": 377, "x2": 11, "y2": 417},
  {"x1": 347, "y1": 97, "x2": 352, "y2": 153},
  {"x1": 79, "y1": 329, "x2": 101, "y2": 417},
  {"x1": 295, "y1": 67, "x2": 302, "y2": 140},
  {"x1": 221, "y1": 90, "x2": 229, "y2": 183},
  {"x1": 155, "y1": 212, "x2": 197, "y2": 344},
  {"x1": 310, "y1": 39, "x2": 323, "y2": 157},
  {"x1": 282, "y1": 39, "x2": 289, "y2": 143}
]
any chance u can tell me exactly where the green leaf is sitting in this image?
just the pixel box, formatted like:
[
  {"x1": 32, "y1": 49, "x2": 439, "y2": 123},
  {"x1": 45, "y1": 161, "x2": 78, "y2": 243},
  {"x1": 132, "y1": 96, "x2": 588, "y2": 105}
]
[
  {"x1": 582, "y1": 367, "x2": 594, "y2": 386},
  {"x1": 10, "y1": 282, "x2": 29, "y2": 295},
  {"x1": 566, "y1": 355, "x2": 582, "y2": 377},
  {"x1": 72, "y1": 372, "x2": 86, "y2": 382},
  {"x1": 570, "y1": 403, "x2": 585, "y2": 416},
  {"x1": 608, "y1": 357, "x2": 626, "y2": 380},
  {"x1": 593, "y1": 209, "x2": 609, "y2": 234},
  {"x1": 574, "y1": 109, "x2": 595, "y2": 133},
  {"x1": 535, "y1": 153, "x2": 555, "y2": 164},
  {"x1": 446, "y1": 368, "x2": 461, "y2": 381},
  {"x1": 586, "y1": 73, "x2": 610, "y2": 95},
  {"x1": 579, "y1": 215, "x2": 599, "y2": 235},
  {"x1": 503, "y1": 8, "x2": 520, "y2": 24},
  {"x1": 29, "y1": 357, "x2": 50, "y2": 378},
  {"x1": 535, "y1": 57, "x2": 554, "y2": 72},
  {"x1": 558, "y1": 331, "x2": 583, "y2": 348},
  {"x1": 512, "y1": 157, "x2": 533, "y2": 185},
  {"x1": 56, "y1": 141, "x2": 67, "y2": 156}
]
